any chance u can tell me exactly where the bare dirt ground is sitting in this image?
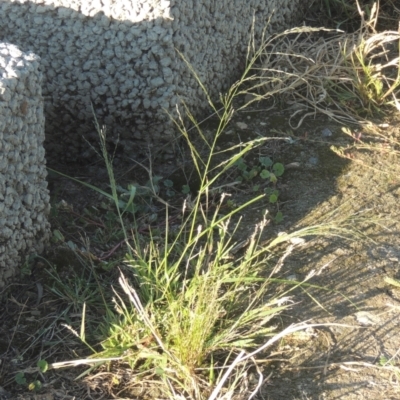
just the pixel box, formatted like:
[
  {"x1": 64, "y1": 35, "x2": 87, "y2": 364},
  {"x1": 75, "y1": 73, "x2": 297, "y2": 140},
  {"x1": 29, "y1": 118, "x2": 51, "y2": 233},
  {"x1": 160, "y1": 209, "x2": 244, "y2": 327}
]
[{"x1": 225, "y1": 103, "x2": 400, "y2": 400}]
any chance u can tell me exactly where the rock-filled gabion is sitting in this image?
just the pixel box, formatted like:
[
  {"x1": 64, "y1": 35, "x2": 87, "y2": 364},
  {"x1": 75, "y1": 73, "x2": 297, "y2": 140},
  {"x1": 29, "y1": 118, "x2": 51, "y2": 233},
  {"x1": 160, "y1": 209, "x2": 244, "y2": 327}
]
[
  {"x1": 0, "y1": 0, "x2": 310, "y2": 163},
  {"x1": 0, "y1": 43, "x2": 50, "y2": 287}
]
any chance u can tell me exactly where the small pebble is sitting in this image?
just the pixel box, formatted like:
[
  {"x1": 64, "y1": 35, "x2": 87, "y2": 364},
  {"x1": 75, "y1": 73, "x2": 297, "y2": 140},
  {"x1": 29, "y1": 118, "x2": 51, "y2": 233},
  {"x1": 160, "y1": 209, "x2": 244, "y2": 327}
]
[
  {"x1": 321, "y1": 128, "x2": 332, "y2": 137},
  {"x1": 236, "y1": 122, "x2": 248, "y2": 130},
  {"x1": 285, "y1": 162, "x2": 301, "y2": 170},
  {"x1": 289, "y1": 237, "x2": 306, "y2": 245}
]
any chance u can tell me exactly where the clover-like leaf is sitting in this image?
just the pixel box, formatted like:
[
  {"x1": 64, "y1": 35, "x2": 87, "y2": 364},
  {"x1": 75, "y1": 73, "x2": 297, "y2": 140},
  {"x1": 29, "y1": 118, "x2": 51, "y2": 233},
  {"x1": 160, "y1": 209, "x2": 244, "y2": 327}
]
[
  {"x1": 182, "y1": 185, "x2": 191, "y2": 195},
  {"x1": 29, "y1": 380, "x2": 42, "y2": 391},
  {"x1": 269, "y1": 193, "x2": 278, "y2": 203},
  {"x1": 235, "y1": 157, "x2": 247, "y2": 171},
  {"x1": 273, "y1": 162, "x2": 285, "y2": 177},
  {"x1": 15, "y1": 372, "x2": 26, "y2": 385},
  {"x1": 37, "y1": 359, "x2": 48, "y2": 373},
  {"x1": 163, "y1": 179, "x2": 173, "y2": 188},
  {"x1": 259, "y1": 156, "x2": 273, "y2": 167}
]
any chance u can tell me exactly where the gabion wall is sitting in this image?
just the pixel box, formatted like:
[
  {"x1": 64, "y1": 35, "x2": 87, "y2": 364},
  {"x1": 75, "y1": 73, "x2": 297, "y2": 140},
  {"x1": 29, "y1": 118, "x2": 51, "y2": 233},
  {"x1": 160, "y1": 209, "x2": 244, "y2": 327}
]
[
  {"x1": 0, "y1": 1, "x2": 311, "y2": 163},
  {"x1": 0, "y1": 43, "x2": 50, "y2": 287}
]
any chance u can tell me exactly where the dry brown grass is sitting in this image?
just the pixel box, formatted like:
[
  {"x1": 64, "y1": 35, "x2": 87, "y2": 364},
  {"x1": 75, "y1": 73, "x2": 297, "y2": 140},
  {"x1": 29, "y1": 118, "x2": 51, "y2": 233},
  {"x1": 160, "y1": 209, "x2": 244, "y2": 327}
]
[{"x1": 256, "y1": 2, "x2": 400, "y2": 128}]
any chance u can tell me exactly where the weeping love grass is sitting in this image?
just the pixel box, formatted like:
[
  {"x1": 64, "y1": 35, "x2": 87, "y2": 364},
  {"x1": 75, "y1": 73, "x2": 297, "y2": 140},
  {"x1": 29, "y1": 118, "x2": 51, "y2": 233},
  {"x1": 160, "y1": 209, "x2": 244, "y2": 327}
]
[
  {"x1": 99, "y1": 205, "x2": 289, "y2": 397},
  {"x1": 98, "y1": 210, "x2": 362, "y2": 399},
  {"x1": 256, "y1": 1, "x2": 400, "y2": 129},
  {"x1": 46, "y1": 21, "x2": 370, "y2": 400},
  {"x1": 89, "y1": 56, "x2": 365, "y2": 400}
]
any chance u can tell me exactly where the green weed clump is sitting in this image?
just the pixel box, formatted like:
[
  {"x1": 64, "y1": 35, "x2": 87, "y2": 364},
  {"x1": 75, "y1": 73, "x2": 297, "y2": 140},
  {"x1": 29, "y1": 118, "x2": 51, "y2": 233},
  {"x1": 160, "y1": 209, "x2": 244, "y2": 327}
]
[{"x1": 15, "y1": 360, "x2": 48, "y2": 392}]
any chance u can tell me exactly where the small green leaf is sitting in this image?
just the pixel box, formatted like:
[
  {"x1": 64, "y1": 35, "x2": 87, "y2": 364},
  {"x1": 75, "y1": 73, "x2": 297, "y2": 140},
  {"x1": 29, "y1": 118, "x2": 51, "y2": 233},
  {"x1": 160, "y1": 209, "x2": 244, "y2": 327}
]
[
  {"x1": 259, "y1": 156, "x2": 273, "y2": 167},
  {"x1": 379, "y1": 356, "x2": 388, "y2": 366},
  {"x1": 29, "y1": 380, "x2": 42, "y2": 391},
  {"x1": 37, "y1": 359, "x2": 48, "y2": 373},
  {"x1": 274, "y1": 211, "x2": 283, "y2": 223},
  {"x1": 273, "y1": 163, "x2": 285, "y2": 177},
  {"x1": 182, "y1": 185, "x2": 190, "y2": 194},
  {"x1": 269, "y1": 173, "x2": 277, "y2": 184},
  {"x1": 253, "y1": 184, "x2": 260, "y2": 192},
  {"x1": 52, "y1": 229, "x2": 64, "y2": 243},
  {"x1": 166, "y1": 189, "x2": 175, "y2": 197},
  {"x1": 152, "y1": 175, "x2": 163, "y2": 184},
  {"x1": 260, "y1": 169, "x2": 270, "y2": 179},
  {"x1": 264, "y1": 187, "x2": 273, "y2": 195},
  {"x1": 248, "y1": 168, "x2": 258, "y2": 179},
  {"x1": 118, "y1": 199, "x2": 127, "y2": 209},
  {"x1": 163, "y1": 179, "x2": 173, "y2": 188},
  {"x1": 269, "y1": 193, "x2": 278, "y2": 203},
  {"x1": 15, "y1": 372, "x2": 26, "y2": 385},
  {"x1": 235, "y1": 158, "x2": 247, "y2": 171}
]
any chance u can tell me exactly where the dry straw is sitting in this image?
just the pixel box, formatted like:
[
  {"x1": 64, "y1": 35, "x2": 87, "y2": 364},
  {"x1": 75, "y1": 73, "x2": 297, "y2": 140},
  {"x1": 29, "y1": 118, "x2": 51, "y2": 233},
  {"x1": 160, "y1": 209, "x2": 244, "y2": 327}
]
[{"x1": 257, "y1": 2, "x2": 400, "y2": 128}]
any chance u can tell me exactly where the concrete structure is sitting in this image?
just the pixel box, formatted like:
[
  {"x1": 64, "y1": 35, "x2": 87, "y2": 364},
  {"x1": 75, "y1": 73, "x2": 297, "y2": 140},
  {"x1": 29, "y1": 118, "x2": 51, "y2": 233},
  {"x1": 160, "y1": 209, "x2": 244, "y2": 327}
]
[
  {"x1": 0, "y1": 0, "x2": 310, "y2": 164},
  {"x1": 0, "y1": 0, "x2": 310, "y2": 285},
  {"x1": 0, "y1": 43, "x2": 50, "y2": 287}
]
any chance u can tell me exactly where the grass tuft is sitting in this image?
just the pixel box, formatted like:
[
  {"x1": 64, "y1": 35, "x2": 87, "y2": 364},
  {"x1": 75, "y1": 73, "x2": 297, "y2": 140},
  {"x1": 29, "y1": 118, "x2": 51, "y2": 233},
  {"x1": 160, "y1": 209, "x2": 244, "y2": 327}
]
[{"x1": 76, "y1": 40, "x2": 363, "y2": 398}]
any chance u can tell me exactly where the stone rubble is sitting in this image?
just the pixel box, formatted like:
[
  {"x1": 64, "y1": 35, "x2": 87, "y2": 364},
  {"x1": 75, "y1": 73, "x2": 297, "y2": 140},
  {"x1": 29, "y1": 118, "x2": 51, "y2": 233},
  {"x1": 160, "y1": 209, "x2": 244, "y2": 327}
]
[
  {"x1": 0, "y1": 0, "x2": 310, "y2": 163},
  {"x1": 0, "y1": 43, "x2": 50, "y2": 287},
  {"x1": 0, "y1": 0, "x2": 311, "y2": 285}
]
